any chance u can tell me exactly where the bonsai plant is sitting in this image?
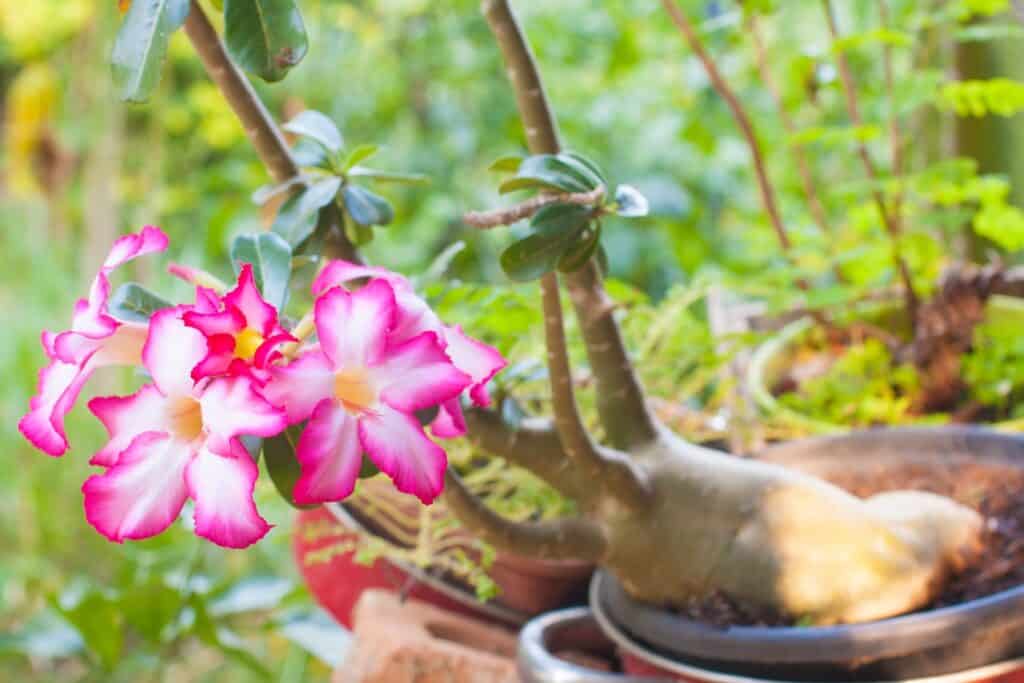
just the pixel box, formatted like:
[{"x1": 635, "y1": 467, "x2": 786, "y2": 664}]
[{"x1": 17, "y1": 0, "x2": 1024, "y2": 680}]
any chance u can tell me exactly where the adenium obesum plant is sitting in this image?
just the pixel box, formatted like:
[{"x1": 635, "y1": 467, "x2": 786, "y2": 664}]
[{"x1": 19, "y1": 226, "x2": 505, "y2": 549}]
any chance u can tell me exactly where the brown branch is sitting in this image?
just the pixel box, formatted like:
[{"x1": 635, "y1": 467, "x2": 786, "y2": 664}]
[
  {"x1": 483, "y1": 0, "x2": 659, "y2": 449},
  {"x1": 464, "y1": 186, "x2": 605, "y2": 228},
  {"x1": 442, "y1": 470, "x2": 606, "y2": 561},
  {"x1": 746, "y1": 15, "x2": 832, "y2": 237},
  {"x1": 462, "y1": 407, "x2": 585, "y2": 499},
  {"x1": 183, "y1": 1, "x2": 358, "y2": 262},
  {"x1": 879, "y1": 0, "x2": 904, "y2": 235},
  {"x1": 821, "y1": 0, "x2": 918, "y2": 318},
  {"x1": 661, "y1": 0, "x2": 792, "y2": 252}
]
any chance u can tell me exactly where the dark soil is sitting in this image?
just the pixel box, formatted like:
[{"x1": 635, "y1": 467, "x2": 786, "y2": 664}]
[{"x1": 678, "y1": 461, "x2": 1024, "y2": 627}]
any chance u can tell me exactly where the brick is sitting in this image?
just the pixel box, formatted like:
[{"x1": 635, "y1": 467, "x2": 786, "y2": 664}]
[{"x1": 333, "y1": 590, "x2": 518, "y2": 683}]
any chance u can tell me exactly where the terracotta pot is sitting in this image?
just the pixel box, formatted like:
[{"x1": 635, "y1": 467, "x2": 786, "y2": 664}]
[
  {"x1": 489, "y1": 552, "x2": 594, "y2": 615},
  {"x1": 588, "y1": 427, "x2": 1024, "y2": 682},
  {"x1": 292, "y1": 505, "x2": 527, "y2": 629},
  {"x1": 745, "y1": 296, "x2": 1024, "y2": 434}
]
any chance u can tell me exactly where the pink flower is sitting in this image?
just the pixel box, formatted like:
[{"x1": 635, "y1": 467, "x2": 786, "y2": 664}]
[
  {"x1": 83, "y1": 308, "x2": 287, "y2": 548},
  {"x1": 263, "y1": 279, "x2": 472, "y2": 505},
  {"x1": 312, "y1": 261, "x2": 506, "y2": 438},
  {"x1": 183, "y1": 264, "x2": 296, "y2": 383},
  {"x1": 19, "y1": 226, "x2": 169, "y2": 456}
]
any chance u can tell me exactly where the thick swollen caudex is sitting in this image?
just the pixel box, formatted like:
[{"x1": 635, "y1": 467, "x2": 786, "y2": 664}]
[{"x1": 462, "y1": 0, "x2": 986, "y2": 625}]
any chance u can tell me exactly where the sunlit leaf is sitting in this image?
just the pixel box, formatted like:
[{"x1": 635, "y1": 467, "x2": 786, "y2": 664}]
[
  {"x1": 283, "y1": 110, "x2": 342, "y2": 153},
  {"x1": 111, "y1": 0, "x2": 190, "y2": 102},
  {"x1": 229, "y1": 232, "x2": 293, "y2": 310},
  {"x1": 224, "y1": 0, "x2": 308, "y2": 82}
]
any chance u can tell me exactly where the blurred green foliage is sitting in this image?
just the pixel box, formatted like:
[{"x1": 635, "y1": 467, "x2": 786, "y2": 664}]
[{"x1": 4, "y1": 0, "x2": 1024, "y2": 679}]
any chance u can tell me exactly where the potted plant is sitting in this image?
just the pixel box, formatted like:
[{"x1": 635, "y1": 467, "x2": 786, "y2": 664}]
[{"x1": 17, "y1": 1, "x2": 1024, "y2": 682}]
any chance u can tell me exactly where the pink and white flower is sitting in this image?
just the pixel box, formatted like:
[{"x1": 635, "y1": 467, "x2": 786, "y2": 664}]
[
  {"x1": 312, "y1": 260, "x2": 506, "y2": 438},
  {"x1": 83, "y1": 308, "x2": 287, "y2": 548},
  {"x1": 264, "y1": 279, "x2": 472, "y2": 505},
  {"x1": 19, "y1": 226, "x2": 169, "y2": 456},
  {"x1": 183, "y1": 264, "x2": 296, "y2": 383}
]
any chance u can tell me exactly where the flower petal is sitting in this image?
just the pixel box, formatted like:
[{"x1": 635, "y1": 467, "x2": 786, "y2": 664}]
[
  {"x1": 142, "y1": 308, "x2": 208, "y2": 397},
  {"x1": 311, "y1": 260, "x2": 400, "y2": 296},
  {"x1": 293, "y1": 399, "x2": 362, "y2": 505},
  {"x1": 262, "y1": 349, "x2": 335, "y2": 423},
  {"x1": 103, "y1": 225, "x2": 169, "y2": 271},
  {"x1": 359, "y1": 404, "x2": 447, "y2": 504},
  {"x1": 431, "y1": 398, "x2": 467, "y2": 439},
  {"x1": 189, "y1": 334, "x2": 237, "y2": 382},
  {"x1": 224, "y1": 264, "x2": 278, "y2": 336},
  {"x1": 88, "y1": 384, "x2": 169, "y2": 467},
  {"x1": 18, "y1": 359, "x2": 91, "y2": 456},
  {"x1": 199, "y1": 376, "x2": 287, "y2": 440},
  {"x1": 370, "y1": 332, "x2": 470, "y2": 413},
  {"x1": 315, "y1": 279, "x2": 396, "y2": 369},
  {"x1": 82, "y1": 432, "x2": 190, "y2": 543},
  {"x1": 186, "y1": 440, "x2": 271, "y2": 548},
  {"x1": 443, "y1": 325, "x2": 506, "y2": 407},
  {"x1": 183, "y1": 307, "x2": 245, "y2": 338}
]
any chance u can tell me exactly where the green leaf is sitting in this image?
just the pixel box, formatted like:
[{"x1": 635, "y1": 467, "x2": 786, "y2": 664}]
[
  {"x1": 346, "y1": 220, "x2": 375, "y2": 246},
  {"x1": 614, "y1": 184, "x2": 650, "y2": 217},
  {"x1": 342, "y1": 144, "x2": 379, "y2": 170},
  {"x1": 262, "y1": 425, "x2": 317, "y2": 509},
  {"x1": 562, "y1": 152, "x2": 608, "y2": 187},
  {"x1": 121, "y1": 579, "x2": 182, "y2": 645},
  {"x1": 488, "y1": 155, "x2": 524, "y2": 173},
  {"x1": 229, "y1": 232, "x2": 293, "y2": 310},
  {"x1": 190, "y1": 596, "x2": 272, "y2": 680},
  {"x1": 224, "y1": 0, "x2": 308, "y2": 83},
  {"x1": 558, "y1": 222, "x2": 602, "y2": 272},
  {"x1": 342, "y1": 184, "x2": 394, "y2": 226},
  {"x1": 500, "y1": 204, "x2": 592, "y2": 281},
  {"x1": 291, "y1": 138, "x2": 329, "y2": 168},
  {"x1": 512, "y1": 154, "x2": 600, "y2": 194},
  {"x1": 282, "y1": 110, "x2": 342, "y2": 154},
  {"x1": 271, "y1": 176, "x2": 342, "y2": 248},
  {"x1": 111, "y1": 0, "x2": 190, "y2": 102},
  {"x1": 347, "y1": 167, "x2": 429, "y2": 185},
  {"x1": 108, "y1": 283, "x2": 172, "y2": 323}
]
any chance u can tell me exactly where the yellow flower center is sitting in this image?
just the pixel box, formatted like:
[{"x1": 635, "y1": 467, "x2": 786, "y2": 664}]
[
  {"x1": 334, "y1": 368, "x2": 377, "y2": 415},
  {"x1": 168, "y1": 397, "x2": 203, "y2": 442},
  {"x1": 233, "y1": 327, "x2": 264, "y2": 361}
]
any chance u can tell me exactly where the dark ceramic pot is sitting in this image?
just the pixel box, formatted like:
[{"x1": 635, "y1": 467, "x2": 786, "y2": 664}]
[{"x1": 588, "y1": 427, "x2": 1024, "y2": 682}]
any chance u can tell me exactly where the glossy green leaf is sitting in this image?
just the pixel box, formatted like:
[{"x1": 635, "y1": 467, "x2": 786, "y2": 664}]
[
  {"x1": 342, "y1": 184, "x2": 394, "y2": 226},
  {"x1": 497, "y1": 176, "x2": 568, "y2": 195},
  {"x1": 291, "y1": 138, "x2": 329, "y2": 168},
  {"x1": 224, "y1": 0, "x2": 308, "y2": 83},
  {"x1": 262, "y1": 425, "x2": 316, "y2": 509},
  {"x1": 488, "y1": 155, "x2": 524, "y2": 173},
  {"x1": 512, "y1": 154, "x2": 600, "y2": 194},
  {"x1": 271, "y1": 176, "x2": 342, "y2": 248},
  {"x1": 229, "y1": 232, "x2": 293, "y2": 310},
  {"x1": 614, "y1": 184, "x2": 650, "y2": 217},
  {"x1": 111, "y1": 0, "x2": 190, "y2": 102},
  {"x1": 500, "y1": 204, "x2": 592, "y2": 281},
  {"x1": 282, "y1": 110, "x2": 342, "y2": 153},
  {"x1": 562, "y1": 152, "x2": 608, "y2": 187},
  {"x1": 342, "y1": 144, "x2": 379, "y2": 170},
  {"x1": 108, "y1": 283, "x2": 172, "y2": 323},
  {"x1": 558, "y1": 222, "x2": 602, "y2": 272}
]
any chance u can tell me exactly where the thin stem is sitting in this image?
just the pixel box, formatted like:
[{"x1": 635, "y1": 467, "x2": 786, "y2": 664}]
[
  {"x1": 465, "y1": 186, "x2": 605, "y2": 228},
  {"x1": 879, "y1": 0, "x2": 904, "y2": 235},
  {"x1": 746, "y1": 15, "x2": 832, "y2": 237},
  {"x1": 182, "y1": 0, "x2": 358, "y2": 262},
  {"x1": 821, "y1": 0, "x2": 918, "y2": 318},
  {"x1": 661, "y1": 0, "x2": 792, "y2": 252},
  {"x1": 483, "y1": 0, "x2": 659, "y2": 449},
  {"x1": 442, "y1": 470, "x2": 606, "y2": 561}
]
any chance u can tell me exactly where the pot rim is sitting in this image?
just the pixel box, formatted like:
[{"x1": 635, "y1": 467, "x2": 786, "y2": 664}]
[
  {"x1": 323, "y1": 501, "x2": 530, "y2": 626},
  {"x1": 745, "y1": 295, "x2": 1024, "y2": 434},
  {"x1": 589, "y1": 579, "x2": 1024, "y2": 683},
  {"x1": 593, "y1": 427, "x2": 1024, "y2": 665}
]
